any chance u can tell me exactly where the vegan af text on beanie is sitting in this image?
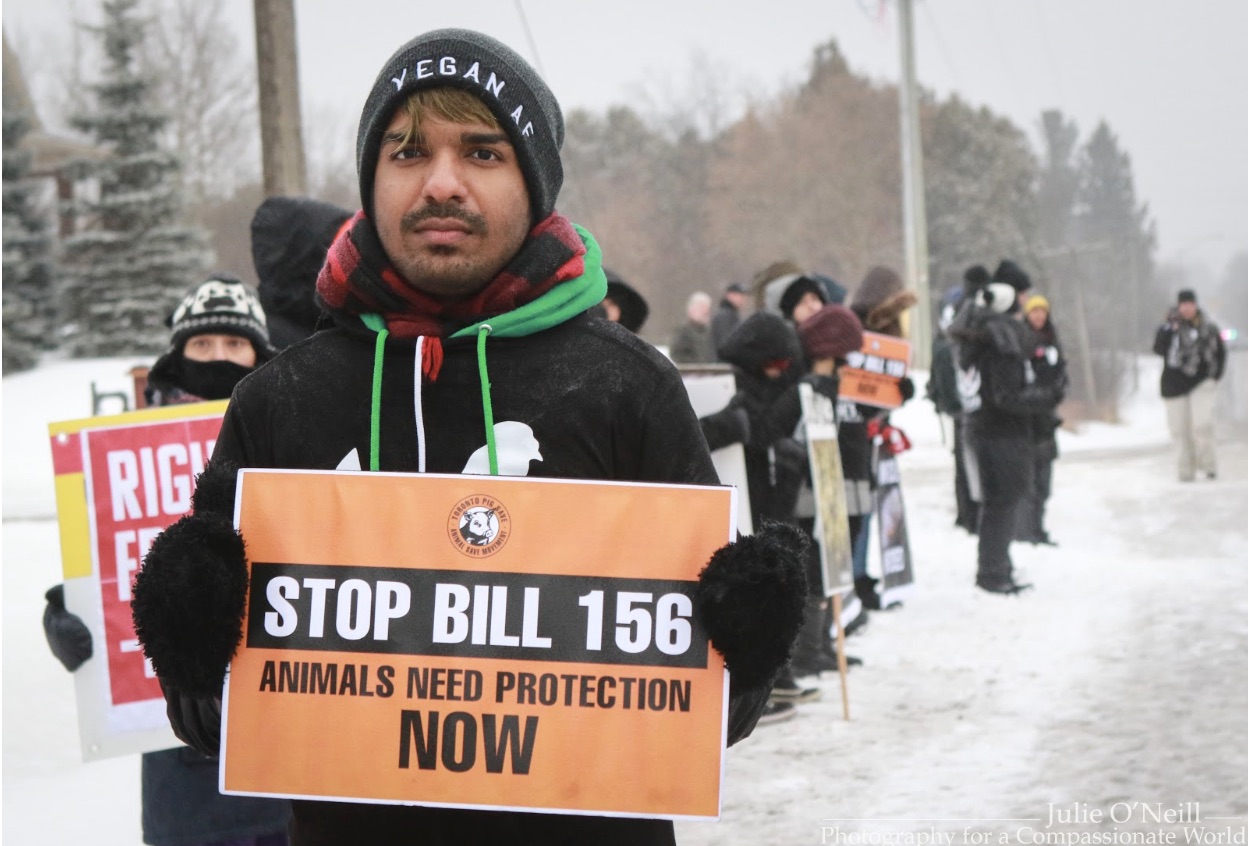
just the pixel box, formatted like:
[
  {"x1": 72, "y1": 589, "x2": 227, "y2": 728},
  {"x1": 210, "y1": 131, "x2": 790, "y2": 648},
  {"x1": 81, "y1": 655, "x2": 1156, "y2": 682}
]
[{"x1": 356, "y1": 28, "x2": 565, "y2": 224}]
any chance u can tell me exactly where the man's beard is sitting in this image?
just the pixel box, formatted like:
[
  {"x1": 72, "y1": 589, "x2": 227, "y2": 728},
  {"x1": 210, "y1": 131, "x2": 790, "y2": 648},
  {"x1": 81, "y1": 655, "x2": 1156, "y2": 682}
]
[{"x1": 387, "y1": 201, "x2": 524, "y2": 299}]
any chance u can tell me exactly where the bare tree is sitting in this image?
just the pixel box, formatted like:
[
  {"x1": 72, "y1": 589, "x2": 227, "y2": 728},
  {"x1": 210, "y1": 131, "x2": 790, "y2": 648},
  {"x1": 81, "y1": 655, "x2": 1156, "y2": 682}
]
[{"x1": 145, "y1": 0, "x2": 259, "y2": 204}]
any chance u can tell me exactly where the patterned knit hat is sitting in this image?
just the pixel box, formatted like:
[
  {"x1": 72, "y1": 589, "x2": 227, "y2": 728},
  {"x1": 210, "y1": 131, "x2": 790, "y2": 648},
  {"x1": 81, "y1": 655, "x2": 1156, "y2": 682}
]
[
  {"x1": 169, "y1": 275, "x2": 276, "y2": 362},
  {"x1": 356, "y1": 28, "x2": 565, "y2": 223}
]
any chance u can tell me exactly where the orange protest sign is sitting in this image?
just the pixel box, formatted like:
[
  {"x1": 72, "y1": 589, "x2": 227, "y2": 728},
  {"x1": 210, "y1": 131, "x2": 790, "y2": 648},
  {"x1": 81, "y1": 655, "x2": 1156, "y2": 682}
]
[
  {"x1": 221, "y1": 470, "x2": 736, "y2": 819},
  {"x1": 837, "y1": 332, "x2": 912, "y2": 409}
]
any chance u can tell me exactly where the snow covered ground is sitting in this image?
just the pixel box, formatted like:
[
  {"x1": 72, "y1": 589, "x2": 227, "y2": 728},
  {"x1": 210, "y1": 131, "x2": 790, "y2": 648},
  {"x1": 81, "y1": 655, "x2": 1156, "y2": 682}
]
[{"x1": 4, "y1": 356, "x2": 1246, "y2": 845}]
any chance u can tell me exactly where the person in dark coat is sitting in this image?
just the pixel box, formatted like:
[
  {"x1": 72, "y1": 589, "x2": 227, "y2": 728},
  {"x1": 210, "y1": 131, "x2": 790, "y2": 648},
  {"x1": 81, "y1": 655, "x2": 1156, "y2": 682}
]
[
  {"x1": 250, "y1": 196, "x2": 353, "y2": 349},
  {"x1": 716, "y1": 312, "x2": 820, "y2": 715},
  {"x1": 43, "y1": 276, "x2": 291, "y2": 846},
  {"x1": 710, "y1": 282, "x2": 749, "y2": 354},
  {"x1": 1153, "y1": 288, "x2": 1226, "y2": 481},
  {"x1": 130, "y1": 29, "x2": 808, "y2": 845},
  {"x1": 1015, "y1": 294, "x2": 1067, "y2": 545},
  {"x1": 948, "y1": 262, "x2": 1062, "y2": 594},
  {"x1": 670, "y1": 290, "x2": 717, "y2": 363},
  {"x1": 927, "y1": 285, "x2": 976, "y2": 533},
  {"x1": 845, "y1": 266, "x2": 917, "y2": 608}
]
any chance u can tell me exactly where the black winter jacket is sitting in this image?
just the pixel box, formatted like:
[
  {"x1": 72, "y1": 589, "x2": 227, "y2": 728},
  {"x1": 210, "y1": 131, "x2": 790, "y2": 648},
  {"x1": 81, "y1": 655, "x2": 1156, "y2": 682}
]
[
  {"x1": 174, "y1": 311, "x2": 767, "y2": 845},
  {"x1": 951, "y1": 304, "x2": 1061, "y2": 441},
  {"x1": 1153, "y1": 310, "x2": 1226, "y2": 398}
]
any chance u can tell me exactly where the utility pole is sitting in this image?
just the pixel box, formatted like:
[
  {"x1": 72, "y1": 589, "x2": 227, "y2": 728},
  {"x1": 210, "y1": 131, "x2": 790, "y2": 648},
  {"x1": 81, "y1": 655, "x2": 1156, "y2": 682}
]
[
  {"x1": 253, "y1": 0, "x2": 306, "y2": 196},
  {"x1": 897, "y1": 0, "x2": 932, "y2": 369}
]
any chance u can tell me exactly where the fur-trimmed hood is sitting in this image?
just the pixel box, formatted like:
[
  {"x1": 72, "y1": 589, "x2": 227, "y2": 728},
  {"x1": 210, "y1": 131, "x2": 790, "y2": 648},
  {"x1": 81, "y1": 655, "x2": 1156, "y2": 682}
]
[{"x1": 851, "y1": 266, "x2": 916, "y2": 338}]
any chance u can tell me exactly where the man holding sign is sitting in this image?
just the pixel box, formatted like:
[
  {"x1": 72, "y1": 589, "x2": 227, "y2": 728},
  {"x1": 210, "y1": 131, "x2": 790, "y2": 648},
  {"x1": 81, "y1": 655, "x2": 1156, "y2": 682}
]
[{"x1": 133, "y1": 28, "x2": 806, "y2": 846}]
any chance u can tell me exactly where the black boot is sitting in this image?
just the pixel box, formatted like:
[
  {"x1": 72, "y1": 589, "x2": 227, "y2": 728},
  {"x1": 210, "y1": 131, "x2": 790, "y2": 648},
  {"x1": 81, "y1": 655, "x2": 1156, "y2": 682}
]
[
  {"x1": 854, "y1": 576, "x2": 881, "y2": 610},
  {"x1": 771, "y1": 664, "x2": 822, "y2": 703},
  {"x1": 791, "y1": 598, "x2": 838, "y2": 677}
]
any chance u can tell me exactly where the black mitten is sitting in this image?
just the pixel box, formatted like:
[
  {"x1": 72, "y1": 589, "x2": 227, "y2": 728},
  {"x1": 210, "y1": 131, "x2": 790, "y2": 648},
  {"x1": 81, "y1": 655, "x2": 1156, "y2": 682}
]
[
  {"x1": 694, "y1": 521, "x2": 809, "y2": 688},
  {"x1": 899, "y1": 376, "x2": 916, "y2": 403},
  {"x1": 131, "y1": 513, "x2": 250, "y2": 698},
  {"x1": 190, "y1": 458, "x2": 240, "y2": 518},
  {"x1": 43, "y1": 584, "x2": 94, "y2": 672}
]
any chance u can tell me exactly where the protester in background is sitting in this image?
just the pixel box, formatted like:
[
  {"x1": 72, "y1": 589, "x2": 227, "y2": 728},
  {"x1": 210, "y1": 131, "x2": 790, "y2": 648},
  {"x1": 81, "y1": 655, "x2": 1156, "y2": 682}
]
[
  {"x1": 778, "y1": 274, "x2": 830, "y2": 325},
  {"x1": 845, "y1": 265, "x2": 916, "y2": 609},
  {"x1": 810, "y1": 272, "x2": 848, "y2": 305},
  {"x1": 994, "y1": 258, "x2": 1033, "y2": 312},
  {"x1": 1153, "y1": 289, "x2": 1226, "y2": 481},
  {"x1": 717, "y1": 311, "x2": 821, "y2": 719},
  {"x1": 144, "y1": 275, "x2": 280, "y2": 406},
  {"x1": 250, "y1": 196, "x2": 353, "y2": 349},
  {"x1": 949, "y1": 263, "x2": 1062, "y2": 595},
  {"x1": 751, "y1": 259, "x2": 805, "y2": 312},
  {"x1": 43, "y1": 276, "x2": 291, "y2": 846},
  {"x1": 599, "y1": 268, "x2": 651, "y2": 333},
  {"x1": 790, "y1": 303, "x2": 866, "y2": 677},
  {"x1": 927, "y1": 285, "x2": 976, "y2": 533},
  {"x1": 132, "y1": 29, "x2": 806, "y2": 842},
  {"x1": 670, "y1": 290, "x2": 718, "y2": 363},
  {"x1": 1016, "y1": 294, "x2": 1067, "y2": 545},
  {"x1": 711, "y1": 282, "x2": 750, "y2": 353}
]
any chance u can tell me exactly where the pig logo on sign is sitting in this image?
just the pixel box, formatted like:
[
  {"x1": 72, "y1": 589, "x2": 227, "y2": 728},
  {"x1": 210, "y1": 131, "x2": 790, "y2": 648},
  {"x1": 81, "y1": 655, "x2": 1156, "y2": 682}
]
[{"x1": 448, "y1": 495, "x2": 511, "y2": 557}]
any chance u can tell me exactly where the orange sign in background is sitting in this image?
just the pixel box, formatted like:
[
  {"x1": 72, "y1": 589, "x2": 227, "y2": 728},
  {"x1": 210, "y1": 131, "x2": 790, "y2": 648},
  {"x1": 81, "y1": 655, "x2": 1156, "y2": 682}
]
[
  {"x1": 222, "y1": 470, "x2": 736, "y2": 819},
  {"x1": 838, "y1": 332, "x2": 912, "y2": 409}
]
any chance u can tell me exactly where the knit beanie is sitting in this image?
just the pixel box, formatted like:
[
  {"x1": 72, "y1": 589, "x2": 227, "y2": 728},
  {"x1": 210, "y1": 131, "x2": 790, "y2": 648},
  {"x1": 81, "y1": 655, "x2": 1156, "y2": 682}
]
[
  {"x1": 993, "y1": 259, "x2": 1032, "y2": 293},
  {"x1": 356, "y1": 28, "x2": 565, "y2": 223},
  {"x1": 1177, "y1": 289, "x2": 1197, "y2": 304},
  {"x1": 778, "y1": 275, "x2": 828, "y2": 319},
  {"x1": 168, "y1": 275, "x2": 276, "y2": 363},
  {"x1": 1024, "y1": 294, "x2": 1050, "y2": 314},
  {"x1": 798, "y1": 304, "x2": 864, "y2": 361}
]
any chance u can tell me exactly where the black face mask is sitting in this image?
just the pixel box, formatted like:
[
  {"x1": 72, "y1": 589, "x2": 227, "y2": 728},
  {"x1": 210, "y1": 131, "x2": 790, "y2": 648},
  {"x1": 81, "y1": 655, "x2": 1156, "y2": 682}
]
[{"x1": 176, "y1": 358, "x2": 255, "y2": 400}]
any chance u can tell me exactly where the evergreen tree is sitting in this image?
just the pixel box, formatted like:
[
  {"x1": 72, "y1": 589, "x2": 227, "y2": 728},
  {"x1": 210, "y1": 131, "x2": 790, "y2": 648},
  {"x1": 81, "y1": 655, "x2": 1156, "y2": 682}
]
[
  {"x1": 2, "y1": 92, "x2": 56, "y2": 373},
  {"x1": 1076, "y1": 121, "x2": 1156, "y2": 349},
  {"x1": 1036, "y1": 109, "x2": 1080, "y2": 250},
  {"x1": 923, "y1": 95, "x2": 1040, "y2": 293},
  {"x1": 60, "y1": 0, "x2": 211, "y2": 357}
]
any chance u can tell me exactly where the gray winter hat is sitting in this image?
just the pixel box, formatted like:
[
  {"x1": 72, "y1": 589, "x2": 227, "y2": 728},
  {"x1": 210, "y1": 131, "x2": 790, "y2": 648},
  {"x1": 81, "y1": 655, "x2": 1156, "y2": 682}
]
[{"x1": 356, "y1": 28, "x2": 565, "y2": 224}]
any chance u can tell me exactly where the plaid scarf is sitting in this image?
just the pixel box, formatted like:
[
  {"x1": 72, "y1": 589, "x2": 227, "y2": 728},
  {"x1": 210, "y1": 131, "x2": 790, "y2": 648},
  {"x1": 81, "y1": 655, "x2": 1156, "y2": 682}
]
[{"x1": 317, "y1": 210, "x2": 586, "y2": 379}]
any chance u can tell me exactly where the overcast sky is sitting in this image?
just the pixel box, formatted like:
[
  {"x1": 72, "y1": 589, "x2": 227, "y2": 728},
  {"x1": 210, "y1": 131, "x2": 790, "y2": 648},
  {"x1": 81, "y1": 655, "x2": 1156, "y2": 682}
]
[{"x1": 5, "y1": 0, "x2": 1246, "y2": 278}]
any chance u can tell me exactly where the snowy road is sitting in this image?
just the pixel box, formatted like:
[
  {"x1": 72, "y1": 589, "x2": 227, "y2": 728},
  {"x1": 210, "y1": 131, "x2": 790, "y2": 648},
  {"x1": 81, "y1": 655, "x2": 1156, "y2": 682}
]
[
  {"x1": 4, "y1": 359, "x2": 1245, "y2": 845},
  {"x1": 673, "y1": 441, "x2": 1248, "y2": 845}
]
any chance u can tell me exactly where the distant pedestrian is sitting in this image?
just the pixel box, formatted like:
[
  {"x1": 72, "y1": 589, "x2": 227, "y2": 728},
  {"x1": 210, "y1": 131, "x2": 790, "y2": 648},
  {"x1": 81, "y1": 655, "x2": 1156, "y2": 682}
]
[
  {"x1": 711, "y1": 282, "x2": 750, "y2": 354},
  {"x1": 670, "y1": 290, "x2": 717, "y2": 363},
  {"x1": 1153, "y1": 289, "x2": 1226, "y2": 481}
]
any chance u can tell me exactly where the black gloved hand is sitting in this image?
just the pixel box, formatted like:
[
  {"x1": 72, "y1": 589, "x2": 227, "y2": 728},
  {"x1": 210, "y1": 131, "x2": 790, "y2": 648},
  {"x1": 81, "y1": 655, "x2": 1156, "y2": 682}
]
[
  {"x1": 131, "y1": 511, "x2": 250, "y2": 698},
  {"x1": 694, "y1": 521, "x2": 808, "y2": 689},
  {"x1": 898, "y1": 376, "x2": 916, "y2": 403},
  {"x1": 43, "y1": 583, "x2": 94, "y2": 672},
  {"x1": 160, "y1": 679, "x2": 223, "y2": 758},
  {"x1": 726, "y1": 682, "x2": 771, "y2": 746}
]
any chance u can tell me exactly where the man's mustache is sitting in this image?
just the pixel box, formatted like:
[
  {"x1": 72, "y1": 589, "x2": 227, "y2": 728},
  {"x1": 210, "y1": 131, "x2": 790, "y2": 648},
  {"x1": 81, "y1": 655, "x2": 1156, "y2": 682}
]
[{"x1": 401, "y1": 203, "x2": 487, "y2": 233}]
